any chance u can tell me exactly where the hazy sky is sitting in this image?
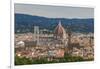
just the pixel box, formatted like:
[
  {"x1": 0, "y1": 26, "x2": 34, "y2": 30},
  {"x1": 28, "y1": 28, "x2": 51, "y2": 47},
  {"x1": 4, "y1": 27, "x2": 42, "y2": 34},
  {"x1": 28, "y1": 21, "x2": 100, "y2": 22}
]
[{"x1": 15, "y1": 3, "x2": 94, "y2": 18}]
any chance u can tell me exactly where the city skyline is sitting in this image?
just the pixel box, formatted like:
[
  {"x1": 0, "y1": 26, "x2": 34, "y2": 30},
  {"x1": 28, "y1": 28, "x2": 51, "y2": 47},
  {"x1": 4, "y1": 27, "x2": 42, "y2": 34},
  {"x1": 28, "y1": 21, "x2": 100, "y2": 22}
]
[{"x1": 14, "y1": 3, "x2": 94, "y2": 65}]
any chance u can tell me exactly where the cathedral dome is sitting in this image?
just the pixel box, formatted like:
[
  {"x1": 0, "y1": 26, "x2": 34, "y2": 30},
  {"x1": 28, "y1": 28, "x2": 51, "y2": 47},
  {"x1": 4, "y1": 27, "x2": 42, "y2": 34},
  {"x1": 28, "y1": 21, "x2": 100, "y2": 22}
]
[{"x1": 54, "y1": 21, "x2": 67, "y2": 39}]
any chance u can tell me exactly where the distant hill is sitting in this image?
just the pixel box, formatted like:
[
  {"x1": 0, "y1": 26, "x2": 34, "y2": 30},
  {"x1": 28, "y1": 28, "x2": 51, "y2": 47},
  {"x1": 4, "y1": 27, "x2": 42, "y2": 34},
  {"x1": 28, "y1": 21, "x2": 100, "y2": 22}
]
[{"x1": 15, "y1": 13, "x2": 94, "y2": 33}]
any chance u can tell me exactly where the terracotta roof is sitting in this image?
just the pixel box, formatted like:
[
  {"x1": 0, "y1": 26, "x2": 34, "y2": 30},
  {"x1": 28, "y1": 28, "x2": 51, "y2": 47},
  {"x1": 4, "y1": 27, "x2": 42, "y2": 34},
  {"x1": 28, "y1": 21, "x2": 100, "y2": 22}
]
[{"x1": 54, "y1": 21, "x2": 66, "y2": 39}]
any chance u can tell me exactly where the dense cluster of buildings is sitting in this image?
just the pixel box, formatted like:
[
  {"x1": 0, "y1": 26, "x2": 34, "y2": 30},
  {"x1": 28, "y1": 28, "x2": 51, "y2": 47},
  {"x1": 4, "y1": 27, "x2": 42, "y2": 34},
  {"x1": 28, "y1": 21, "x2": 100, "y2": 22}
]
[{"x1": 15, "y1": 21, "x2": 94, "y2": 60}]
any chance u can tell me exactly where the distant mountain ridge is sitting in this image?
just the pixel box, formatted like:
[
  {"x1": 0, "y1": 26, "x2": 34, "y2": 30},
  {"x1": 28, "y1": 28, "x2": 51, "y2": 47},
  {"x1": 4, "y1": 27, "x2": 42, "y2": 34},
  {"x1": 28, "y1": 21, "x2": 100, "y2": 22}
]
[{"x1": 15, "y1": 13, "x2": 94, "y2": 33}]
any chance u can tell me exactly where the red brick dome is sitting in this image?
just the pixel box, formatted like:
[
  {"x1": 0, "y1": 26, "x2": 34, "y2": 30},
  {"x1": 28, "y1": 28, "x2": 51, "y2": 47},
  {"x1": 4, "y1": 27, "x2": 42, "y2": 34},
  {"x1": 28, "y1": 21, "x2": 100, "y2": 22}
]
[{"x1": 54, "y1": 21, "x2": 66, "y2": 39}]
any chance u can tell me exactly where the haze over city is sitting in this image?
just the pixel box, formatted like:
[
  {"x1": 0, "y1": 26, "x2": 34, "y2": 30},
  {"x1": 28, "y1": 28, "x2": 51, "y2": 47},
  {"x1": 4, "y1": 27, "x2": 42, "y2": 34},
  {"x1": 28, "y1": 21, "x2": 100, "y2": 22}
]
[{"x1": 15, "y1": 3, "x2": 94, "y2": 18}]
